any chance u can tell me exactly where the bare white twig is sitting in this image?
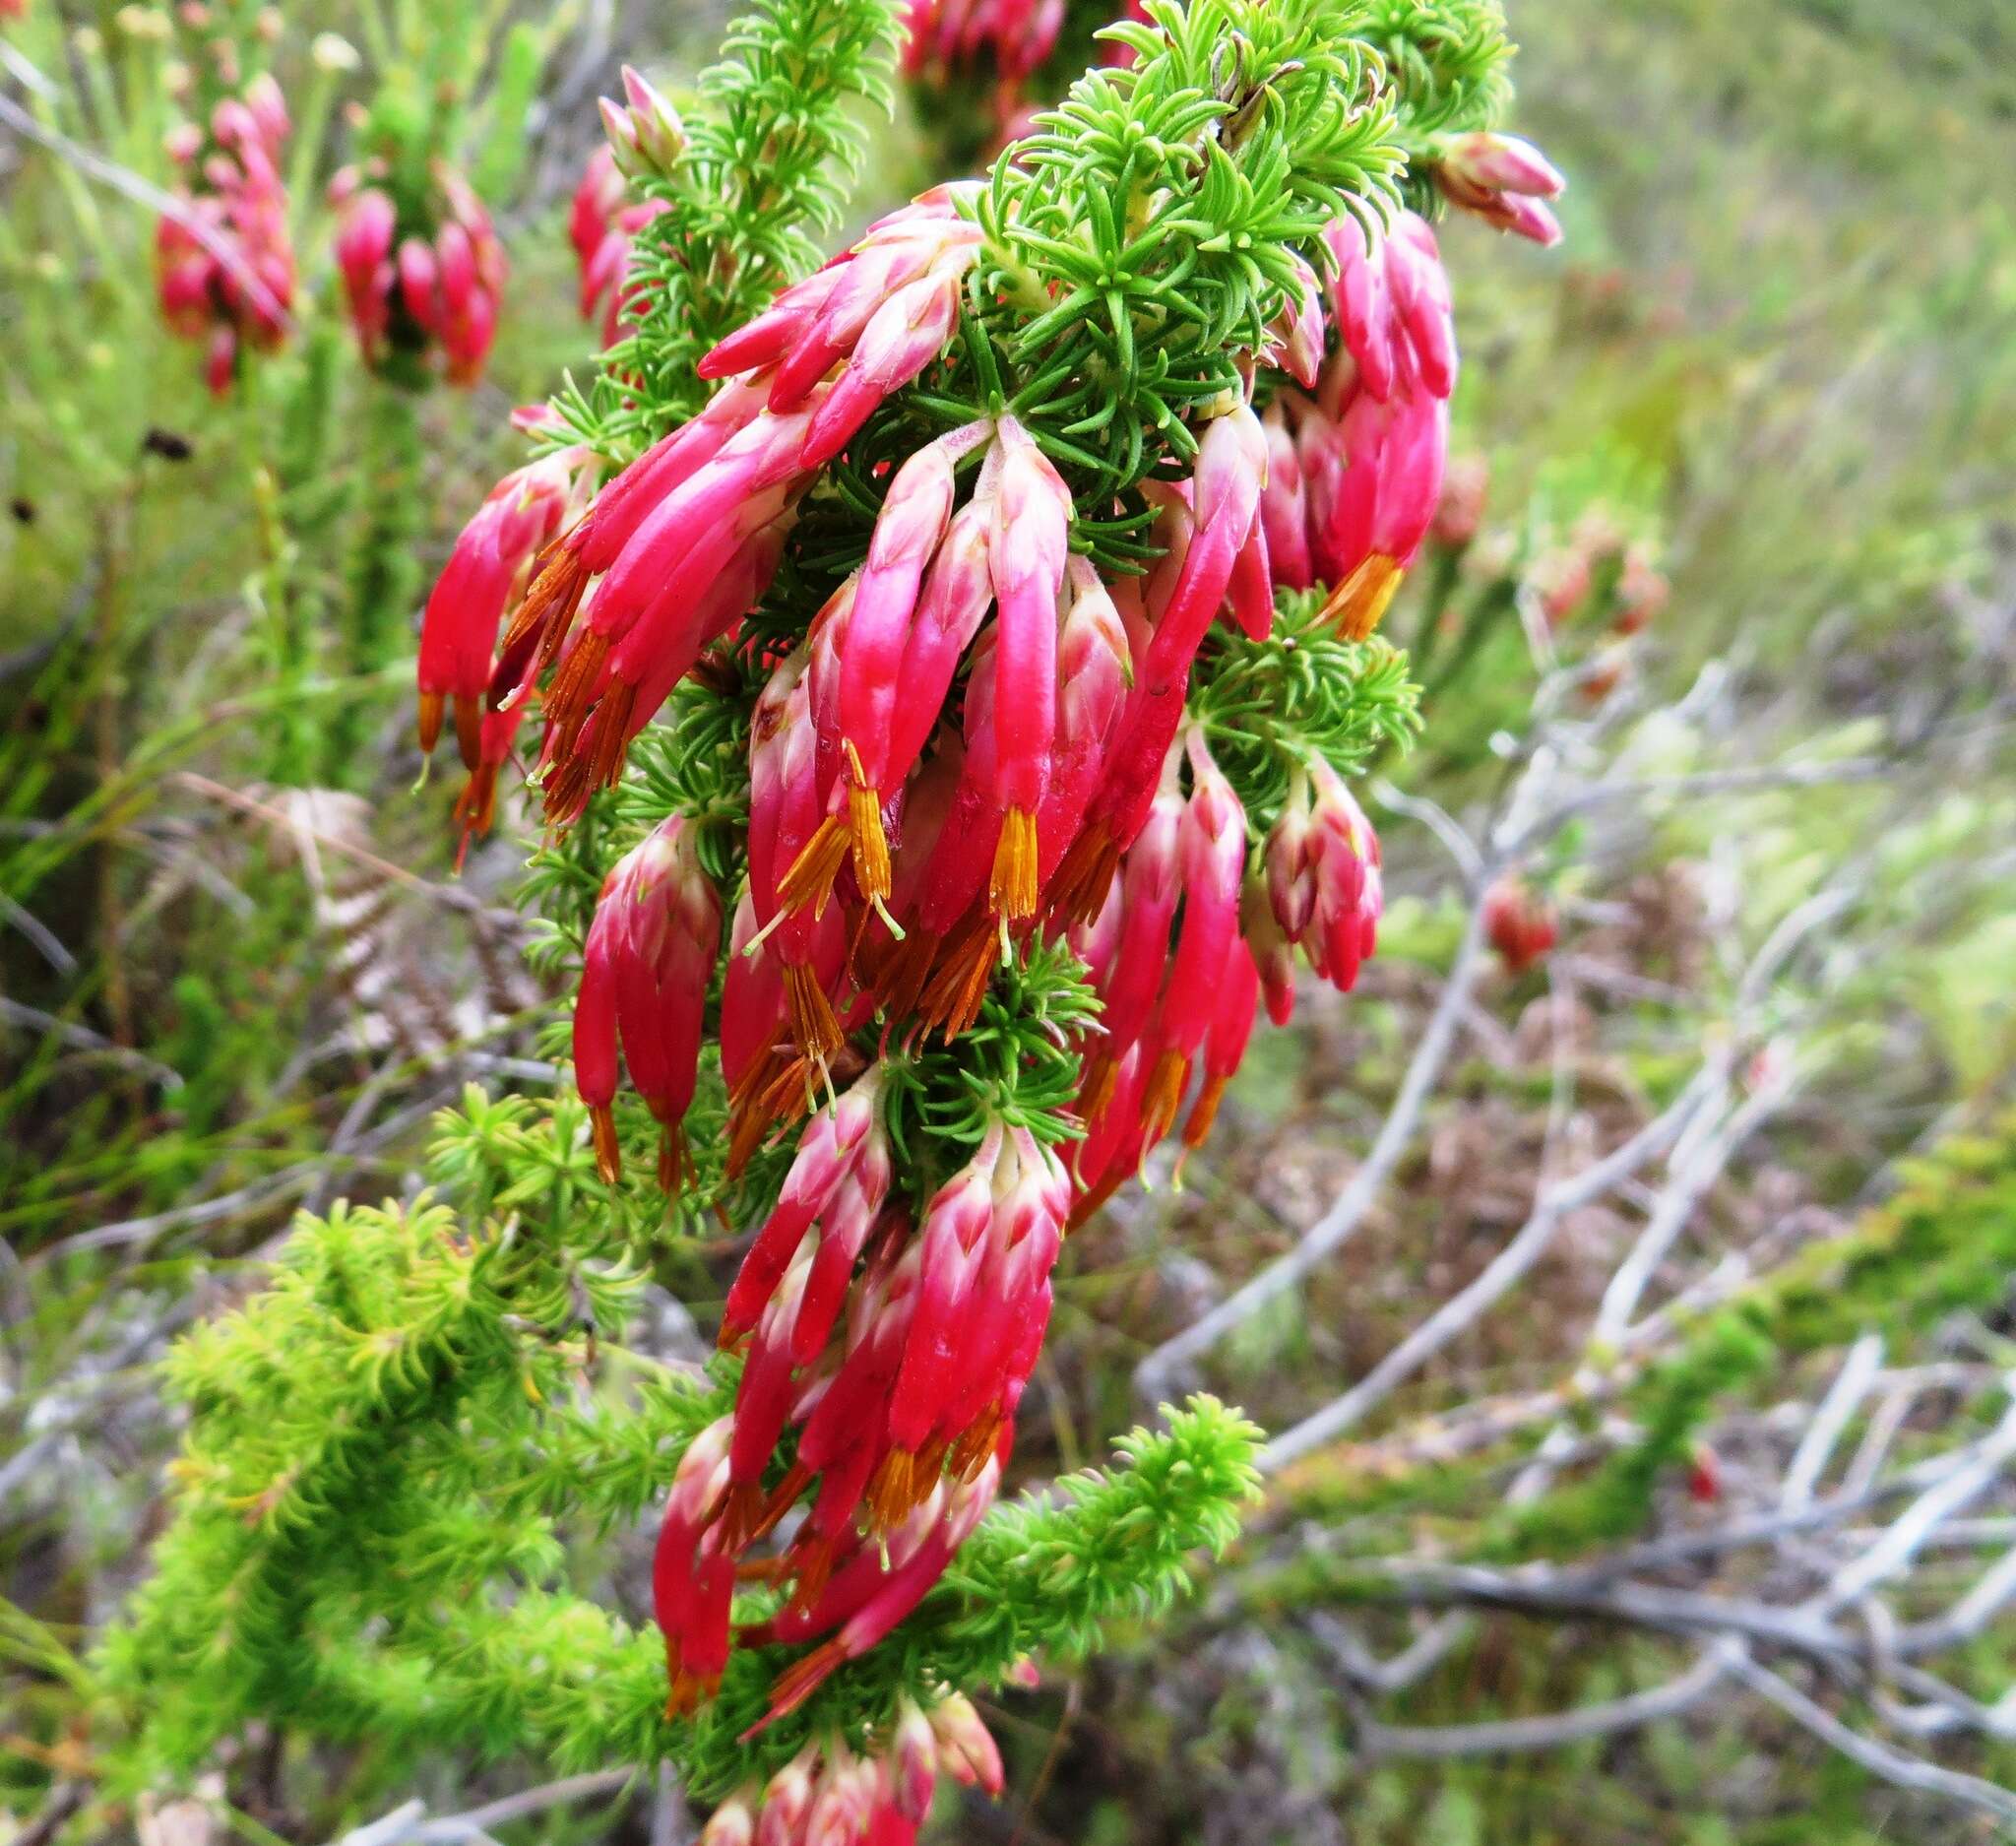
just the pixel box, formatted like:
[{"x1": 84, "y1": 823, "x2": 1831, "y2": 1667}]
[
  {"x1": 1259, "y1": 1063, "x2": 1728, "y2": 1471},
  {"x1": 1782, "y1": 1334, "x2": 1886, "y2": 1514},
  {"x1": 1358, "y1": 1642, "x2": 1738, "y2": 1760},
  {"x1": 1724, "y1": 1652, "x2": 2016, "y2": 1828}
]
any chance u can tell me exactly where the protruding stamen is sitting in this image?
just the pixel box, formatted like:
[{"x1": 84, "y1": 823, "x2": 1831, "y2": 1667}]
[
  {"x1": 776, "y1": 813, "x2": 852, "y2": 918},
  {"x1": 783, "y1": 962, "x2": 844, "y2": 1061},
  {"x1": 452, "y1": 693, "x2": 483, "y2": 773},
  {"x1": 1323, "y1": 553, "x2": 1404, "y2": 642},
  {"x1": 1139, "y1": 1047, "x2": 1191, "y2": 1152},
  {"x1": 989, "y1": 804, "x2": 1040, "y2": 920},
  {"x1": 590, "y1": 1102, "x2": 621, "y2": 1184},
  {"x1": 848, "y1": 776, "x2": 892, "y2": 904},
  {"x1": 1046, "y1": 821, "x2": 1121, "y2": 929}
]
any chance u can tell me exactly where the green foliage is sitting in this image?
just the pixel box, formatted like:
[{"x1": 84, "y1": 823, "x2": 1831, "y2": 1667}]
[
  {"x1": 1191, "y1": 595, "x2": 1423, "y2": 837},
  {"x1": 561, "y1": 0, "x2": 906, "y2": 460},
  {"x1": 961, "y1": 0, "x2": 1405, "y2": 497}
]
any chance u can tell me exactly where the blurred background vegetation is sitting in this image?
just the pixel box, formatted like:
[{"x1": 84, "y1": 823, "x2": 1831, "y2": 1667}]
[{"x1": 5, "y1": 1, "x2": 2016, "y2": 1842}]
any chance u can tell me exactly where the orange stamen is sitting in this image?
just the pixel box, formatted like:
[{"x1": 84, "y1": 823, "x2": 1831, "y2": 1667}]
[
  {"x1": 786, "y1": 1531, "x2": 837, "y2": 1618},
  {"x1": 1047, "y1": 822, "x2": 1120, "y2": 928},
  {"x1": 776, "y1": 813, "x2": 852, "y2": 918},
  {"x1": 540, "y1": 626, "x2": 610, "y2": 754},
  {"x1": 452, "y1": 693, "x2": 483, "y2": 773},
  {"x1": 849, "y1": 777, "x2": 892, "y2": 905},
  {"x1": 865, "y1": 1448, "x2": 914, "y2": 1530},
  {"x1": 783, "y1": 962, "x2": 844, "y2": 1061},
  {"x1": 1139, "y1": 1047, "x2": 1191, "y2": 1151},
  {"x1": 1322, "y1": 554, "x2": 1405, "y2": 642},
  {"x1": 591, "y1": 679, "x2": 638, "y2": 793},
  {"x1": 452, "y1": 762, "x2": 501, "y2": 843},
  {"x1": 947, "y1": 1409, "x2": 1003, "y2": 1484},
  {"x1": 417, "y1": 690, "x2": 446, "y2": 756},
  {"x1": 916, "y1": 913, "x2": 999, "y2": 1042},
  {"x1": 589, "y1": 1103, "x2": 621, "y2": 1185},
  {"x1": 1078, "y1": 1050, "x2": 1118, "y2": 1125},
  {"x1": 745, "y1": 1461, "x2": 813, "y2": 1547},
  {"x1": 657, "y1": 1120, "x2": 696, "y2": 1197},
  {"x1": 748, "y1": 1637, "x2": 847, "y2": 1733},
  {"x1": 664, "y1": 1661, "x2": 722, "y2": 1720},
  {"x1": 989, "y1": 805, "x2": 1040, "y2": 921}
]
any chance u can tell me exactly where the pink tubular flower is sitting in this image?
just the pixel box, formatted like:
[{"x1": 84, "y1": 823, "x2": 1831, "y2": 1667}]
[
  {"x1": 330, "y1": 159, "x2": 506, "y2": 384},
  {"x1": 720, "y1": 1066, "x2": 890, "y2": 1355},
  {"x1": 985, "y1": 415, "x2": 1072, "y2": 918},
  {"x1": 1137, "y1": 732, "x2": 1247, "y2": 1146},
  {"x1": 598, "y1": 64, "x2": 688, "y2": 181},
  {"x1": 1261, "y1": 761, "x2": 1383, "y2": 996},
  {"x1": 571, "y1": 816, "x2": 723, "y2": 1187},
  {"x1": 571, "y1": 145, "x2": 669, "y2": 347},
  {"x1": 154, "y1": 77, "x2": 294, "y2": 395},
  {"x1": 1258, "y1": 210, "x2": 1458, "y2": 643},
  {"x1": 1436, "y1": 131, "x2": 1566, "y2": 246},
  {"x1": 693, "y1": 1694, "x2": 1000, "y2": 1844}
]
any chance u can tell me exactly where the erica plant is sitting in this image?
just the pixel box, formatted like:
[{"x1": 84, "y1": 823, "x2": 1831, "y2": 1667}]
[{"x1": 109, "y1": 0, "x2": 1553, "y2": 1828}]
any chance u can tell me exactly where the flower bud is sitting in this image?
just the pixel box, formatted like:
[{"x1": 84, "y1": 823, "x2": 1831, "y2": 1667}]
[
  {"x1": 699, "y1": 1796, "x2": 755, "y2": 1846},
  {"x1": 891, "y1": 1698, "x2": 939, "y2": 1821},
  {"x1": 1442, "y1": 131, "x2": 1566, "y2": 199},
  {"x1": 620, "y1": 65, "x2": 689, "y2": 172}
]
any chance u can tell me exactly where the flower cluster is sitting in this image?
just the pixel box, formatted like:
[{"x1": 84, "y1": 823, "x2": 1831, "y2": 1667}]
[
  {"x1": 901, "y1": 0, "x2": 1066, "y2": 129},
  {"x1": 331, "y1": 159, "x2": 506, "y2": 385},
  {"x1": 418, "y1": 0, "x2": 1551, "y2": 1794},
  {"x1": 701, "y1": 1693, "x2": 1002, "y2": 1846},
  {"x1": 1261, "y1": 209, "x2": 1457, "y2": 645},
  {"x1": 154, "y1": 74, "x2": 294, "y2": 397},
  {"x1": 654, "y1": 1108, "x2": 1066, "y2": 1721}
]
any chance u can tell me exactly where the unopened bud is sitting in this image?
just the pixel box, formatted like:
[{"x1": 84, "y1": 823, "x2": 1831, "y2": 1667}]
[
  {"x1": 621, "y1": 65, "x2": 688, "y2": 171},
  {"x1": 1442, "y1": 131, "x2": 1566, "y2": 200},
  {"x1": 598, "y1": 95, "x2": 647, "y2": 181}
]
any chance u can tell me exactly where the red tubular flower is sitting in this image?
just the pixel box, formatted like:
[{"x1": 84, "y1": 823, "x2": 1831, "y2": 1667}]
[
  {"x1": 570, "y1": 816, "x2": 723, "y2": 1186},
  {"x1": 1483, "y1": 875, "x2": 1559, "y2": 975},
  {"x1": 1137, "y1": 732, "x2": 1247, "y2": 1145},
  {"x1": 417, "y1": 449, "x2": 588, "y2": 772},
  {"x1": 154, "y1": 76, "x2": 294, "y2": 396},
  {"x1": 1258, "y1": 761, "x2": 1382, "y2": 997}
]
